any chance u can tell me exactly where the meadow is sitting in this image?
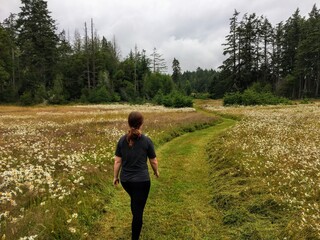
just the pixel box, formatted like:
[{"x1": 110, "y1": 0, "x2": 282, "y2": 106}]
[
  {"x1": 0, "y1": 103, "x2": 217, "y2": 239},
  {"x1": 202, "y1": 100, "x2": 320, "y2": 239},
  {"x1": 1, "y1": 101, "x2": 320, "y2": 239}
]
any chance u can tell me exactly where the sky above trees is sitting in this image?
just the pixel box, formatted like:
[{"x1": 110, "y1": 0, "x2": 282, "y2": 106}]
[{"x1": 0, "y1": 0, "x2": 317, "y2": 72}]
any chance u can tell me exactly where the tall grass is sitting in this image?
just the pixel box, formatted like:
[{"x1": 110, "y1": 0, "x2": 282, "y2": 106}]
[
  {"x1": 204, "y1": 100, "x2": 320, "y2": 238},
  {"x1": 0, "y1": 104, "x2": 218, "y2": 239}
]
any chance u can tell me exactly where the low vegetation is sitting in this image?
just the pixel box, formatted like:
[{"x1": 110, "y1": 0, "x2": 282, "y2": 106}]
[
  {"x1": 223, "y1": 84, "x2": 290, "y2": 106},
  {"x1": 0, "y1": 104, "x2": 218, "y2": 239},
  {"x1": 153, "y1": 91, "x2": 193, "y2": 108},
  {"x1": 204, "y1": 100, "x2": 320, "y2": 238}
]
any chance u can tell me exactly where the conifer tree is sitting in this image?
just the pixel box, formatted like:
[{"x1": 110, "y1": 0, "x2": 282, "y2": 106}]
[
  {"x1": 222, "y1": 10, "x2": 240, "y2": 89},
  {"x1": 260, "y1": 17, "x2": 273, "y2": 83},
  {"x1": 172, "y1": 58, "x2": 181, "y2": 88},
  {"x1": 150, "y1": 47, "x2": 167, "y2": 73},
  {"x1": 295, "y1": 4, "x2": 320, "y2": 97},
  {"x1": 17, "y1": 0, "x2": 58, "y2": 97}
]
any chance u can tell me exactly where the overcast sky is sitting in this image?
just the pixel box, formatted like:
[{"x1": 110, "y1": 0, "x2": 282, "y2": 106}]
[{"x1": 0, "y1": 0, "x2": 317, "y2": 73}]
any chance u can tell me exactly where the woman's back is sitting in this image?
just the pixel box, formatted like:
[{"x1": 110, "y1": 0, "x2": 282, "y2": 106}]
[{"x1": 115, "y1": 134, "x2": 156, "y2": 182}]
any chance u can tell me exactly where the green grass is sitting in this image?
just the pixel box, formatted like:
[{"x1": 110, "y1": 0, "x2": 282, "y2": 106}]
[
  {"x1": 0, "y1": 105, "x2": 221, "y2": 239},
  {"x1": 98, "y1": 118, "x2": 236, "y2": 239},
  {"x1": 92, "y1": 101, "x2": 320, "y2": 239},
  {"x1": 206, "y1": 134, "x2": 291, "y2": 239}
]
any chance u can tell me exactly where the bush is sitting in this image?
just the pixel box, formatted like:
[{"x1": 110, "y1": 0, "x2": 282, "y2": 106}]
[
  {"x1": 153, "y1": 91, "x2": 193, "y2": 108},
  {"x1": 223, "y1": 85, "x2": 290, "y2": 106},
  {"x1": 20, "y1": 91, "x2": 34, "y2": 106},
  {"x1": 88, "y1": 86, "x2": 110, "y2": 103},
  {"x1": 48, "y1": 74, "x2": 67, "y2": 104},
  {"x1": 33, "y1": 84, "x2": 47, "y2": 104},
  {"x1": 223, "y1": 91, "x2": 243, "y2": 105},
  {"x1": 81, "y1": 86, "x2": 119, "y2": 104},
  {"x1": 191, "y1": 92, "x2": 210, "y2": 99}
]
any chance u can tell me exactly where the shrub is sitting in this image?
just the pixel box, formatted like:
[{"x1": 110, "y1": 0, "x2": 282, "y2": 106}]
[
  {"x1": 223, "y1": 85, "x2": 290, "y2": 106},
  {"x1": 223, "y1": 91, "x2": 242, "y2": 105},
  {"x1": 153, "y1": 91, "x2": 193, "y2": 108},
  {"x1": 191, "y1": 92, "x2": 210, "y2": 99},
  {"x1": 33, "y1": 84, "x2": 47, "y2": 104},
  {"x1": 20, "y1": 91, "x2": 34, "y2": 106},
  {"x1": 81, "y1": 86, "x2": 119, "y2": 104},
  {"x1": 48, "y1": 74, "x2": 67, "y2": 104}
]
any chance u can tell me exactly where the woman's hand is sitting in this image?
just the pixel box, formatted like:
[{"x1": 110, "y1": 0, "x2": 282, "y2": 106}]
[
  {"x1": 154, "y1": 170, "x2": 159, "y2": 178},
  {"x1": 113, "y1": 178, "x2": 119, "y2": 186},
  {"x1": 113, "y1": 156, "x2": 122, "y2": 186},
  {"x1": 149, "y1": 158, "x2": 159, "y2": 178}
]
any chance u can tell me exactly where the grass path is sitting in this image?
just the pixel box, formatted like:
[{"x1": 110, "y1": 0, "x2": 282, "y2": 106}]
[{"x1": 97, "y1": 118, "x2": 235, "y2": 240}]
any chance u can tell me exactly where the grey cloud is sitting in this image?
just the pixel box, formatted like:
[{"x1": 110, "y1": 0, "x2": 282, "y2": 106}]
[{"x1": 0, "y1": 0, "x2": 317, "y2": 72}]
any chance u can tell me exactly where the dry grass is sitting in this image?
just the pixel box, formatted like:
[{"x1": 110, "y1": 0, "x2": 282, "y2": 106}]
[
  {"x1": 0, "y1": 104, "x2": 217, "y2": 239},
  {"x1": 202, "y1": 100, "x2": 320, "y2": 238}
]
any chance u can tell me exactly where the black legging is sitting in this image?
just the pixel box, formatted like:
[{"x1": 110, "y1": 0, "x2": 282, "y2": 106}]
[{"x1": 121, "y1": 181, "x2": 151, "y2": 240}]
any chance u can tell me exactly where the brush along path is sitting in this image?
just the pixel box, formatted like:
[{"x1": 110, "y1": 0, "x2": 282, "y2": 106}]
[{"x1": 98, "y1": 118, "x2": 235, "y2": 240}]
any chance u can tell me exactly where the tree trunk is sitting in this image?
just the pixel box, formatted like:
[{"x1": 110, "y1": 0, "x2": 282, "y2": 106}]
[
  {"x1": 85, "y1": 22, "x2": 90, "y2": 89},
  {"x1": 11, "y1": 47, "x2": 15, "y2": 89},
  {"x1": 91, "y1": 18, "x2": 96, "y2": 87},
  {"x1": 134, "y1": 44, "x2": 138, "y2": 95}
]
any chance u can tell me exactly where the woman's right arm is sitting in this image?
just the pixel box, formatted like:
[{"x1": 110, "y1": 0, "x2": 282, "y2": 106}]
[
  {"x1": 149, "y1": 158, "x2": 159, "y2": 178},
  {"x1": 113, "y1": 156, "x2": 122, "y2": 186}
]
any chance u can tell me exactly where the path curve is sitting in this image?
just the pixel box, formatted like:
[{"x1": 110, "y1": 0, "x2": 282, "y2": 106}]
[{"x1": 98, "y1": 118, "x2": 235, "y2": 240}]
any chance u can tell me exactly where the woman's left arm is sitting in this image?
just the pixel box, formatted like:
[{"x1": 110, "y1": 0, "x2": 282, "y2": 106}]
[
  {"x1": 113, "y1": 156, "x2": 122, "y2": 186},
  {"x1": 149, "y1": 158, "x2": 159, "y2": 178}
]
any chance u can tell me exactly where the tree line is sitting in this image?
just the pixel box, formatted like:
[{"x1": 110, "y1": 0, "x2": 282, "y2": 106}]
[
  {"x1": 0, "y1": 1, "x2": 319, "y2": 106},
  {"x1": 0, "y1": 0, "x2": 192, "y2": 106},
  {"x1": 217, "y1": 4, "x2": 320, "y2": 99}
]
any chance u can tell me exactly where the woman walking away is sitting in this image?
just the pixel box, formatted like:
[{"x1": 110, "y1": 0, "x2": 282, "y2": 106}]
[{"x1": 113, "y1": 111, "x2": 159, "y2": 240}]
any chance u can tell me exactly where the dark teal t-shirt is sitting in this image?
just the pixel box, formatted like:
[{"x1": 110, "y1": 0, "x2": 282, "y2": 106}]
[{"x1": 115, "y1": 134, "x2": 156, "y2": 182}]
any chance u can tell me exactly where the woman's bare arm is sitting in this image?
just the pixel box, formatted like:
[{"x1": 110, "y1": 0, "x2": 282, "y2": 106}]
[
  {"x1": 113, "y1": 156, "x2": 122, "y2": 186},
  {"x1": 149, "y1": 158, "x2": 159, "y2": 178}
]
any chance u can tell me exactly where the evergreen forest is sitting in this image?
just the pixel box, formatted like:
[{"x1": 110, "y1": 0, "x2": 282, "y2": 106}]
[{"x1": 0, "y1": 0, "x2": 319, "y2": 106}]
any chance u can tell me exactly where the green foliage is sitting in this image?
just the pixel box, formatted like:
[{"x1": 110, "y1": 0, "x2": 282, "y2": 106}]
[
  {"x1": 153, "y1": 91, "x2": 193, "y2": 108},
  {"x1": 220, "y1": 6, "x2": 320, "y2": 99},
  {"x1": 19, "y1": 84, "x2": 47, "y2": 105},
  {"x1": 33, "y1": 84, "x2": 47, "y2": 104},
  {"x1": 2, "y1": 2, "x2": 319, "y2": 104},
  {"x1": 144, "y1": 72, "x2": 174, "y2": 99},
  {"x1": 48, "y1": 74, "x2": 66, "y2": 104},
  {"x1": 206, "y1": 133, "x2": 290, "y2": 239},
  {"x1": 172, "y1": 58, "x2": 181, "y2": 87},
  {"x1": 17, "y1": 0, "x2": 58, "y2": 88},
  {"x1": 82, "y1": 86, "x2": 114, "y2": 103},
  {"x1": 209, "y1": 70, "x2": 234, "y2": 99},
  {"x1": 119, "y1": 80, "x2": 136, "y2": 102},
  {"x1": 275, "y1": 74, "x2": 296, "y2": 97},
  {"x1": 181, "y1": 68, "x2": 219, "y2": 94},
  {"x1": 191, "y1": 92, "x2": 210, "y2": 99},
  {"x1": 223, "y1": 85, "x2": 290, "y2": 106},
  {"x1": 20, "y1": 91, "x2": 33, "y2": 106},
  {"x1": 0, "y1": 85, "x2": 18, "y2": 103},
  {"x1": 88, "y1": 86, "x2": 110, "y2": 103},
  {"x1": 300, "y1": 98, "x2": 313, "y2": 104},
  {"x1": 223, "y1": 91, "x2": 243, "y2": 105}
]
